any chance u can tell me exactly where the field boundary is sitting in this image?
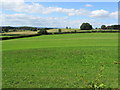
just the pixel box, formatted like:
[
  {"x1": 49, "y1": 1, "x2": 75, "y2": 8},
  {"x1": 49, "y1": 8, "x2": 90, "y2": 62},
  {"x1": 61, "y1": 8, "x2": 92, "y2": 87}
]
[
  {"x1": 0, "y1": 34, "x2": 42, "y2": 40},
  {"x1": 1, "y1": 30, "x2": 120, "y2": 40}
]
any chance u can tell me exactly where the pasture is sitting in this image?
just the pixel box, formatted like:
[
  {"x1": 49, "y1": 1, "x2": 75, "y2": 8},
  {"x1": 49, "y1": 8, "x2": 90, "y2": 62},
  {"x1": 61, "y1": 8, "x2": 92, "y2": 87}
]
[
  {"x1": 1, "y1": 31, "x2": 37, "y2": 35},
  {"x1": 0, "y1": 36, "x2": 13, "y2": 37},
  {"x1": 2, "y1": 33, "x2": 118, "y2": 88},
  {"x1": 47, "y1": 29, "x2": 119, "y2": 33}
]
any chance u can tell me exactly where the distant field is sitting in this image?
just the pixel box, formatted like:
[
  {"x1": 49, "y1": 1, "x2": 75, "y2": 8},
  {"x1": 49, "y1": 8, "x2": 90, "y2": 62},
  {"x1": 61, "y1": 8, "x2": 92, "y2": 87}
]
[
  {"x1": 1, "y1": 29, "x2": 119, "y2": 36},
  {"x1": 2, "y1": 33, "x2": 118, "y2": 88},
  {"x1": 47, "y1": 29, "x2": 80, "y2": 33},
  {"x1": 2, "y1": 31, "x2": 37, "y2": 35},
  {"x1": 47, "y1": 29, "x2": 119, "y2": 33}
]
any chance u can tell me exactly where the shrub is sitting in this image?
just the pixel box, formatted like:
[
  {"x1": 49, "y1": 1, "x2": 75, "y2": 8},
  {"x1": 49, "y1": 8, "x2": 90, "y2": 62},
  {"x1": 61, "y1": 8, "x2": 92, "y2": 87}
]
[
  {"x1": 38, "y1": 28, "x2": 48, "y2": 34},
  {"x1": 58, "y1": 29, "x2": 62, "y2": 33},
  {"x1": 101, "y1": 25, "x2": 107, "y2": 29},
  {"x1": 80, "y1": 23, "x2": 93, "y2": 30}
]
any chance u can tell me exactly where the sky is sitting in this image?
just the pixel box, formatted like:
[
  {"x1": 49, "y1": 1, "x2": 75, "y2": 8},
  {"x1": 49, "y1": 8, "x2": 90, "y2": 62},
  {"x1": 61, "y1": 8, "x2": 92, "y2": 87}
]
[{"x1": 0, "y1": 0, "x2": 118, "y2": 28}]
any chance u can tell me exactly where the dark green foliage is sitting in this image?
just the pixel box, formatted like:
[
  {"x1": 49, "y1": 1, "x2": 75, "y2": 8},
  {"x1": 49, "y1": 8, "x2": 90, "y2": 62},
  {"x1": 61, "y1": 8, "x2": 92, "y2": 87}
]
[
  {"x1": 13, "y1": 29, "x2": 17, "y2": 32},
  {"x1": 107, "y1": 25, "x2": 120, "y2": 30},
  {"x1": 1, "y1": 26, "x2": 55, "y2": 32},
  {"x1": 38, "y1": 28, "x2": 48, "y2": 34},
  {"x1": 74, "y1": 30, "x2": 77, "y2": 32},
  {"x1": 66, "y1": 27, "x2": 68, "y2": 29},
  {"x1": 80, "y1": 23, "x2": 93, "y2": 30},
  {"x1": 32, "y1": 28, "x2": 37, "y2": 31},
  {"x1": 101, "y1": 25, "x2": 107, "y2": 29},
  {"x1": 3, "y1": 28, "x2": 9, "y2": 32},
  {"x1": 58, "y1": 29, "x2": 62, "y2": 32}
]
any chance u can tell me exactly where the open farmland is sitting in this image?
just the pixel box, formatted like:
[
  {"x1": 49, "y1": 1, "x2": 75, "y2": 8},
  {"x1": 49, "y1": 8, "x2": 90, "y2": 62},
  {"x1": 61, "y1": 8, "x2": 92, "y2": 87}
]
[
  {"x1": 2, "y1": 31, "x2": 38, "y2": 35},
  {"x1": 47, "y1": 29, "x2": 119, "y2": 33},
  {"x1": 47, "y1": 29, "x2": 80, "y2": 33},
  {"x1": 2, "y1": 33, "x2": 118, "y2": 88}
]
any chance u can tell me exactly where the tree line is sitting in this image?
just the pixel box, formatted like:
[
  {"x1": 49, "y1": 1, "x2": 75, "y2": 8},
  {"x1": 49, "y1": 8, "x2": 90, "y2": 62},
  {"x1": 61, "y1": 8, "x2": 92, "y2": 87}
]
[
  {"x1": 1, "y1": 23, "x2": 120, "y2": 33},
  {"x1": 0, "y1": 26, "x2": 55, "y2": 33},
  {"x1": 80, "y1": 23, "x2": 120, "y2": 30}
]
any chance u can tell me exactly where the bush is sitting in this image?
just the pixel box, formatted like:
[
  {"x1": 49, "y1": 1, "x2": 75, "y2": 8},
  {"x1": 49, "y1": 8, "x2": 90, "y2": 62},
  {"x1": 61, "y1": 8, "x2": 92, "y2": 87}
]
[
  {"x1": 38, "y1": 28, "x2": 48, "y2": 34},
  {"x1": 80, "y1": 23, "x2": 93, "y2": 30},
  {"x1": 74, "y1": 30, "x2": 77, "y2": 32},
  {"x1": 58, "y1": 29, "x2": 62, "y2": 32},
  {"x1": 66, "y1": 27, "x2": 68, "y2": 29},
  {"x1": 101, "y1": 25, "x2": 107, "y2": 29}
]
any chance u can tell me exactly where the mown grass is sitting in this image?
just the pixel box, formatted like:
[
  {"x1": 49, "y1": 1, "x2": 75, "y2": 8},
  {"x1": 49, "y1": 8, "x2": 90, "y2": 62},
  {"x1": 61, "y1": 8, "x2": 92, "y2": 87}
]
[
  {"x1": 2, "y1": 33, "x2": 118, "y2": 50},
  {"x1": 2, "y1": 33, "x2": 118, "y2": 88}
]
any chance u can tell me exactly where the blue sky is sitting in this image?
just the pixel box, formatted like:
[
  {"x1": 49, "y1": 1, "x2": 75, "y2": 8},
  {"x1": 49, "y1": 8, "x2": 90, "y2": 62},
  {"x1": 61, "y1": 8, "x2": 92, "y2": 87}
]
[
  {"x1": 37, "y1": 2, "x2": 117, "y2": 11},
  {"x1": 1, "y1": 1, "x2": 118, "y2": 28}
]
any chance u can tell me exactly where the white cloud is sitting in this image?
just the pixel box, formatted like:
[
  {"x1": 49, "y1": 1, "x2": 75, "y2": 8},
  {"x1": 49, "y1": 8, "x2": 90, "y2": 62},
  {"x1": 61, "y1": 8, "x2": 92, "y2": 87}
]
[
  {"x1": 85, "y1": 4, "x2": 93, "y2": 7},
  {"x1": 1, "y1": 13, "x2": 69, "y2": 27},
  {"x1": 2, "y1": 0, "x2": 24, "y2": 2},
  {"x1": 110, "y1": 11, "x2": 118, "y2": 19},
  {"x1": 1, "y1": 1, "x2": 90, "y2": 16},
  {"x1": 1, "y1": 1, "x2": 117, "y2": 27},
  {"x1": 1, "y1": 1, "x2": 118, "y2": 19},
  {"x1": 90, "y1": 9, "x2": 118, "y2": 19},
  {"x1": 90, "y1": 9, "x2": 109, "y2": 18},
  {"x1": 1, "y1": 0, "x2": 24, "y2": 10},
  {"x1": 1, "y1": 13, "x2": 115, "y2": 28}
]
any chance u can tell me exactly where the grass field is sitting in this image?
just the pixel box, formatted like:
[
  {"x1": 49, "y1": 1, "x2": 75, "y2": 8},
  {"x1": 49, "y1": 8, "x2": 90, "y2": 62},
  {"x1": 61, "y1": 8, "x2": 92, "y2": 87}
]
[
  {"x1": 47, "y1": 29, "x2": 80, "y2": 33},
  {"x1": 47, "y1": 29, "x2": 119, "y2": 33},
  {"x1": 0, "y1": 36, "x2": 13, "y2": 37},
  {"x1": 2, "y1": 33, "x2": 118, "y2": 88},
  {"x1": 2, "y1": 31, "x2": 37, "y2": 35}
]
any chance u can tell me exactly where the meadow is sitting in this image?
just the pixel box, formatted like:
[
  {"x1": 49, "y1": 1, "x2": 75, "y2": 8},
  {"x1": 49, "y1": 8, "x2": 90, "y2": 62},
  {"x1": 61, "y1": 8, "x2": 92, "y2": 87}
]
[
  {"x1": 2, "y1": 33, "x2": 118, "y2": 88},
  {"x1": 0, "y1": 36, "x2": 13, "y2": 37},
  {"x1": 1, "y1": 31, "x2": 37, "y2": 35},
  {"x1": 47, "y1": 29, "x2": 119, "y2": 33}
]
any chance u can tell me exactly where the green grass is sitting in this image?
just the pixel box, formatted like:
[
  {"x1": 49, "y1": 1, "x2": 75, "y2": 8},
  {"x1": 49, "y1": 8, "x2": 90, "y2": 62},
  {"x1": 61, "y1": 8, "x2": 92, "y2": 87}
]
[
  {"x1": 2, "y1": 33, "x2": 118, "y2": 88},
  {"x1": 0, "y1": 36, "x2": 13, "y2": 37},
  {"x1": 2, "y1": 33, "x2": 118, "y2": 50}
]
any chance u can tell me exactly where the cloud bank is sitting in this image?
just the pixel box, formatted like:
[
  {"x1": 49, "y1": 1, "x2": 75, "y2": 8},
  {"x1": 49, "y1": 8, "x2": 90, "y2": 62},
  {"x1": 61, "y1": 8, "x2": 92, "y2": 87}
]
[{"x1": 1, "y1": 1, "x2": 117, "y2": 18}]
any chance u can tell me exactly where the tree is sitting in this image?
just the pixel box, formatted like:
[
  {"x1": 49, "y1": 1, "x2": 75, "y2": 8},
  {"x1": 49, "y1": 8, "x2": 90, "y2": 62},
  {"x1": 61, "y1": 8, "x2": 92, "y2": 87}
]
[
  {"x1": 101, "y1": 25, "x2": 107, "y2": 29},
  {"x1": 107, "y1": 25, "x2": 120, "y2": 30},
  {"x1": 38, "y1": 28, "x2": 48, "y2": 34},
  {"x1": 74, "y1": 30, "x2": 77, "y2": 33},
  {"x1": 95, "y1": 27, "x2": 98, "y2": 29},
  {"x1": 58, "y1": 29, "x2": 62, "y2": 32},
  {"x1": 80, "y1": 23, "x2": 93, "y2": 30},
  {"x1": 32, "y1": 28, "x2": 37, "y2": 31},
  {"x1": 3, "y1": 28, "x2": 9, "y2": 32},
  {"x1": 66, "y1": 27, "x2": 68, "y2": 29}
]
